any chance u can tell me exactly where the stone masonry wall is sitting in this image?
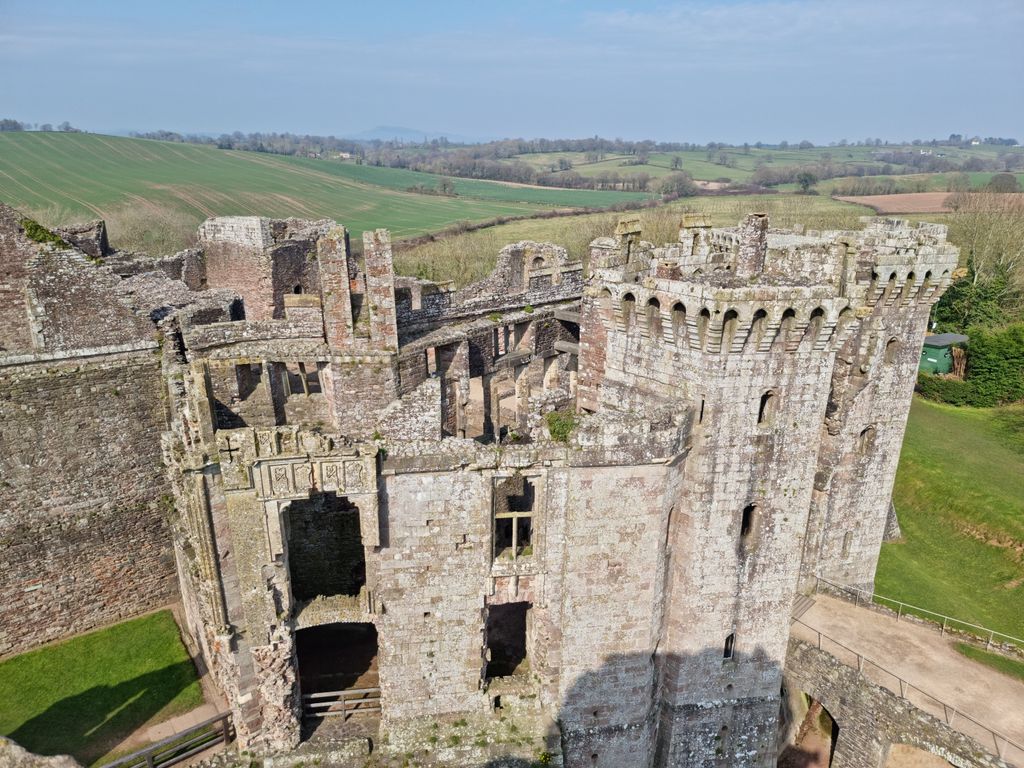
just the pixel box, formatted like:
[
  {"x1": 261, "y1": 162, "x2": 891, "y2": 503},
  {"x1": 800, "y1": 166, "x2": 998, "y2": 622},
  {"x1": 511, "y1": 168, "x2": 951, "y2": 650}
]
[
  {"x1": 0, "y1": 350, "x2": 177, "y2": 655},
  {"x1": 785, "y1": 639, "x2": 1011, "y2": 768}
]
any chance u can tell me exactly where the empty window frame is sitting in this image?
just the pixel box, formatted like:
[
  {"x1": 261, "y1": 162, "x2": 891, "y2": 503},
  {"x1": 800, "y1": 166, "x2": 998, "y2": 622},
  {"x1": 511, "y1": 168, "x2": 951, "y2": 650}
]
[
  {"x1": 884, "y1": 337, "x2": 900, "y2": 364},
  {"x1": 621, "y1": 293, "x2": 637, "y2": 332},
  {"x1": 740, "y1": 504, "x2": 761, "y2": 553},
  {"x1": 757, "y1": 390, "x2": 777, "y2": 425},
  {"x1": 494, "y1": 477, "x2": 536, "y2": 560},
  {"x1": 723, "y1": 632, "x2": 736, "y2": 660}
]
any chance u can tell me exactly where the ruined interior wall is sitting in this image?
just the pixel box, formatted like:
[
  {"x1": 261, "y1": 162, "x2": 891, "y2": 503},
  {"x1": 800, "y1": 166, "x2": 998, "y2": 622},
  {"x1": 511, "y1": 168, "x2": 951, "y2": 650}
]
[
  {"x1": 269, "y1": 242, "x2": 320, "y2": 314},
  {"x1": 26, "y1": 248, "x2": 154, "y2": 353},
  {"x1": 0, "y1": 351, "x2": 177, "y2": 655},
  {"x1": 324, "y1": 354, "x2": 400, "y2": 437},
  {"x1": 198, "y1": 218, "x2": 276, "y2": 320},
  {"x1": 0, "y1": 219, "x2": 34, "y2": 352},
  {"x1": 376, "y1": 469, "x2": 493, "y2": 727}
]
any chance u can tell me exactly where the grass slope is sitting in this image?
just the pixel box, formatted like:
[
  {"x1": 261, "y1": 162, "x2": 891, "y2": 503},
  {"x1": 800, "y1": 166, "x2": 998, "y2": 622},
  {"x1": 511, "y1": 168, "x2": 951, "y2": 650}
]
[
  {"x1": 877, "y1": 398, "x2": 1024, "y2": 640},
  {"x1": 396, "y1": 194, "x2": 873, "y2": 285},
  {"x1": 0, "y1": 133, "x2": 642, "y2": 252},
  {"x1": 0, "y1": 611, "x2": 203, "y2": 765}
]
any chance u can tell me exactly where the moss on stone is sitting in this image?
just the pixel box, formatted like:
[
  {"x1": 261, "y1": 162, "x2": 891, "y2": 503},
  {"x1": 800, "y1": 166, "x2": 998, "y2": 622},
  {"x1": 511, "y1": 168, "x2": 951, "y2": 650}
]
[{"x1": 20, "y1": 218, "x2": 71, "y2": 249}]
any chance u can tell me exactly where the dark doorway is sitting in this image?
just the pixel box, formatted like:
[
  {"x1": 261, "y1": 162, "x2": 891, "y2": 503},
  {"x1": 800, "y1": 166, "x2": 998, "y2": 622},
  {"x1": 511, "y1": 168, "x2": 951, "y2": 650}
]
[
  {"x1": 486, "y1": 602, "x2": 531, "y2": 678},
  {"x1": 296, "y1": 623, "x2": 379, "y2": 694},
  {"x1": 296, "y1": 623, "x2": 380, "y2": 735},
  {"x1": 285, "y1": 492, "x2": 365, "y2": 601}
]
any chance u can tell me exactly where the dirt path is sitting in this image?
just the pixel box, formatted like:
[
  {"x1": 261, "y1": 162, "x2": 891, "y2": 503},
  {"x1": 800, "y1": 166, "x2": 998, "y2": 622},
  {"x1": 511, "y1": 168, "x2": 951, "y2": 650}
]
[{"x1": 793, "y1": 594, "x2": 1024, "y2": 755}]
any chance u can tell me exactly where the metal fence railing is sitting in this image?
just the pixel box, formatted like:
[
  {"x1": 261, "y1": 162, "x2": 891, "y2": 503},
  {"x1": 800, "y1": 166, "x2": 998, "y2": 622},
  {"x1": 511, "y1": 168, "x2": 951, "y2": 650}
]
[
  {"x1": 812, "y1": 575, "x2": 1024, "y2": 651},
  {"x1": 104, "y1": 712, "x2": 232, "y2": 768},
  {"x1": 791, "y1": 618, "x2": 1024, "y2": 764}
]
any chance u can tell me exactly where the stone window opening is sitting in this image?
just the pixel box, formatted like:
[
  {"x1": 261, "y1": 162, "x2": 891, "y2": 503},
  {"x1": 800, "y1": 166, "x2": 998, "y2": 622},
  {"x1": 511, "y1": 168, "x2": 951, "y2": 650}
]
[
  {"x1": 485, "y1": 601, "x2": 532, "y2": 678},
  {"x1": 236, "y1": 362, "x2": 262, "y2": 400},
  {"x1": 697, "y1": 308, "x2": 711, "y2": 350},
  {"x1": 739, "y1": 504, "x2": 761, "y2": 553},
  {"x1": 841, "y1": 531, "x2": 853, "y2": 558},
  {"x1": 723, "y1": 632, "x2": 735, "y2": 660},
  {"x1": 721, "y1": 309, "x2": 739, "y2": 352},
  {"x1": 884, "y1": 337, "x2": 900, "y2": 364},
  {"x1": 425, "y1": 346, "x2": 438, "y2": 377},
  {"x1": 698, "y1": 397, "x2": 705, "y2": 424},
  {"x1": 494, "y1": 476, "x2": 536, "y2": 561},
  {"x1": 671, "y1": 302, "x2": 686, "y2": 345},
  {"x1": 597, "y1": 289, "x2": 614, "y2": 328},
  {"x1": 621, "y1": 293, "x2": 636, "y2": 332},
  {"x1": 757, "y1": 390, "x2": 777, "y2": 425},
  {"x1": 857, "y1": 426, "x2": 876, "y2": 453},
  {"x1": 285, "y1": 492, "x2": 366, "y2": 602},
  {"x1": 646, "y1": 297, "x2": 662, "y2": 338},
  {"x1": 285, "y1": 362, "x2": 322, "y2": 397},
  {"x1": 293, "y1": 284, "x2": 303, "y2": 294}
]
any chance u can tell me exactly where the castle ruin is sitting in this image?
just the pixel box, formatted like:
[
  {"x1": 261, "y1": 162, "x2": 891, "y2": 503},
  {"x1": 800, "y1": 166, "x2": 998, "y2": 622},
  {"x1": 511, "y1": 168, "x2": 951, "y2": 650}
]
[{"x1": 0, "y1": 202, "x2": 961, "y2": 766}]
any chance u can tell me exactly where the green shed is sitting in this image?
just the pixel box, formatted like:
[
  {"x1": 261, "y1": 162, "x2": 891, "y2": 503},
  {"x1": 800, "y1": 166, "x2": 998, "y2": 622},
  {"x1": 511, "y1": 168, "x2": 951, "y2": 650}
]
[{"x1": 919, "y1": 333, "x2": 968, "y2": 374}]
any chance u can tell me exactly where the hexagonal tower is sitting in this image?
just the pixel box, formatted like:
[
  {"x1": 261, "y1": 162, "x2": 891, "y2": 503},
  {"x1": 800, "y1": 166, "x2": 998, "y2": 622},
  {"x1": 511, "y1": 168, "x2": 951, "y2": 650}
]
[{"x1": 576, "y1": 213, "x2": 957, "y2": 766}]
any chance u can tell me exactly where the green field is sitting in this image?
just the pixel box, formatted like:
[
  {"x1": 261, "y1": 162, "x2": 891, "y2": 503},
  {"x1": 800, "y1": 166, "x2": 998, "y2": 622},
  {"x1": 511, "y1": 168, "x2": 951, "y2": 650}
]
[
  {"x1": 395, "y1": 194, "x2": 874, "y2": 285},
  {"x1": 877, "y1": 398, "x2": 1024, "y2": 640},
  {"x1": 0, "y1": 611, "x2": 203, "y2": 765},
  {"x1": 511, "y1": 144, "x2": 1024, "y2": 187},
  {"x1": 0, "y1": 133, "x2": 647, "y2": 253}
]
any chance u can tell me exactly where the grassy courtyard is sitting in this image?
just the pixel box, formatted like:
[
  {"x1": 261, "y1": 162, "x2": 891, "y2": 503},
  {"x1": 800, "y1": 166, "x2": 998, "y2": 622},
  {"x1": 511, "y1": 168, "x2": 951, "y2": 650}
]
[
  {"x1": 0, "y1": 610, "x2": 203, "y2": 766},
  {"x1": 877, "y1": 397, "x2": 1024, "y2": 641}
]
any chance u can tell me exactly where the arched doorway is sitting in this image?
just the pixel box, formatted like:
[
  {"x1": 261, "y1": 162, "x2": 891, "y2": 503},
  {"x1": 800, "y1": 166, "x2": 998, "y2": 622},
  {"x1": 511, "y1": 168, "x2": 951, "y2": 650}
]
[{"x1": 779, "y1": 692, "x2": 839, "y2": 767}]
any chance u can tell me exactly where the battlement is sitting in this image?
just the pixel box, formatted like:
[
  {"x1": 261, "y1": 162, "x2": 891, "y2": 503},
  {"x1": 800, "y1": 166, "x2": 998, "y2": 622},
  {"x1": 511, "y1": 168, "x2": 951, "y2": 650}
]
[{"x1": 584, "y1": 214, "x2": 958, "y2": 362}]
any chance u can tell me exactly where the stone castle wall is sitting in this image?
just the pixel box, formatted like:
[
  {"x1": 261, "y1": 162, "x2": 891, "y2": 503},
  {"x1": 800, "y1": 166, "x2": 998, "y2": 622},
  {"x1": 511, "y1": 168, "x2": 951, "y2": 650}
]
[{"x1": 0, "y1": 349, "x2": 177, "y2": 655}]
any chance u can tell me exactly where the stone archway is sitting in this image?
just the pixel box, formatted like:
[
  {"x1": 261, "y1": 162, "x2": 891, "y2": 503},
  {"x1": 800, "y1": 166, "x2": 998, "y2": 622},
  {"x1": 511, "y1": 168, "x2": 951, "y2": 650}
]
[{"x1": 779, "y1": 691, "x2": 839, "y2": 768}]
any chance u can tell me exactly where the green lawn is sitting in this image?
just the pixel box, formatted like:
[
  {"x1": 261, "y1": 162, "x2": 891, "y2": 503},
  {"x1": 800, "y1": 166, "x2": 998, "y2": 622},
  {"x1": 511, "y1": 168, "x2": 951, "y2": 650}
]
[
  {"x1": 0, "y1": 133, "x2": 643, "y2": 253},
  {"x1": 877, "y1": 398, "x2": 1024, "y2": 640},
  {"x1": 0, "y1": 611, "x2": 203, "y2": 766},
  {"x1": 954, "y1": 642, "x2": 1024, "y2": 682}
]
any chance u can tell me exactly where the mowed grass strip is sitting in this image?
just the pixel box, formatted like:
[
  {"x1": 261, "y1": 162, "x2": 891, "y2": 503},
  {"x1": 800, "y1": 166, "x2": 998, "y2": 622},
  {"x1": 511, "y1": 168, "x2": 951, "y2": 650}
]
[
  {"x1": 877, "y1": 398, "x2": 1024, "y2": 640},
  {"x1": 954, "y1": 642, "x2": 1024, "y2": 683},
  {"x1": 0, "y1": 610, "x2": 203, "y2": 766},
  {"x1": 0, "y1": 132, "x2": 552, "y2": 247}
]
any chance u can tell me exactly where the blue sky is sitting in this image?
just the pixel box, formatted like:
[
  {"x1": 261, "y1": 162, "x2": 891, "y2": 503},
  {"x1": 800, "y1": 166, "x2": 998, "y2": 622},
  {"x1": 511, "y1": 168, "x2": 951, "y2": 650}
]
[{"x1": 1, "y1": 0, "x2": 1021, "y2": 143}]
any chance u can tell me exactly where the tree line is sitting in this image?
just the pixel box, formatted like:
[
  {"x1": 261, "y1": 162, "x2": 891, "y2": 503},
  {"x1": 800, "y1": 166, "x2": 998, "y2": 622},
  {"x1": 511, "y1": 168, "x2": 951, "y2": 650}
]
[{"x1": 0, "y1": 119, "x2": 82, "y2": 132}]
